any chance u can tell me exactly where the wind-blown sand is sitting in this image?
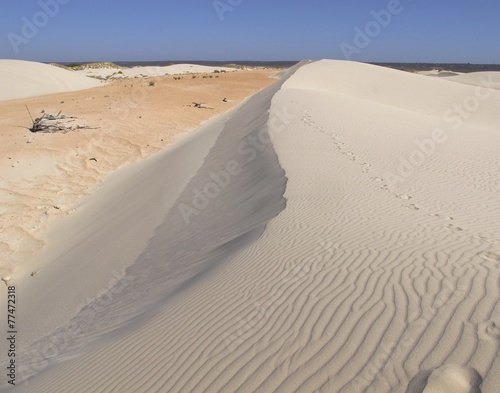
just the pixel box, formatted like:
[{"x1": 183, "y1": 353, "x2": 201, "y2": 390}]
[{"x1": 1, "y1": 60, "x2": 499, "y2": 392}]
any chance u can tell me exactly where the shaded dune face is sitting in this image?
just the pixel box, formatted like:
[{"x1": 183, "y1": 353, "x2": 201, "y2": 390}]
[{"x1": 12, "y1": 62, "x2": 309, "y2": 385}]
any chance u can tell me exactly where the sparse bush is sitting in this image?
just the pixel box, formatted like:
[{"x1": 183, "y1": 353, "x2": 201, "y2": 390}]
[{"x1": 148, "y1": 80, "x2": 155, "y2": 86}]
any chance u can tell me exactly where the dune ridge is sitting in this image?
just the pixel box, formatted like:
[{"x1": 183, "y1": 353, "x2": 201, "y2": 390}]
[
  {"x1": 0, "y1": 61, "x2": 306, "y2": 390},
  {"x1": 2, "y1": 60, "x2": 499, "y2": 392},
  {"x1": 0, "y1": 64, "x2": 277, "y2": 282}
]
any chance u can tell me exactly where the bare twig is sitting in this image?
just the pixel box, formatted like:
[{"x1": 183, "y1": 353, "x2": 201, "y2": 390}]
[
  {"x1": 25, "y1": 105, "x2": 34, "y2": 124},
  {"x1": 27, "y1": 110, "x2": 99, "y2": 133},
  {"x1": 192, "y1": 101, "x2": 214, "y2": 109}
]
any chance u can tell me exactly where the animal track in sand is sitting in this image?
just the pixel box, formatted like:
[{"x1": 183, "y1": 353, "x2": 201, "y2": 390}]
[
  {"x1": 427, "y1": 217, "x2": 498, "y2": 251},
  {"x1": 301, "y1": 110, "x2": 377, "y2": 180},
  {"x1": 478, "y1": 251, "x2": 500, "y2": 262},
  {"x1": 429, "y1": 213, "x2": 454, "y2": 221},
  {"x1": 360, "y1": 163, "x2": 371, "y2": 173},
  {"x1": 302, "y1": 111, "x2": 358, "y2": 162},
  {"x1": 341, "y1": 151, "x2": 356, "y2": 161},
  {"x1": 473, "y1": 236, "x2": 500, "y2": 248},
  {"x1": 396, "y1": 194, "x2": 412, "y2": 200},
  {"x1": 406, "y1": 204, "x2": 420, "y2": 211},
  {"x1": 445, "y1": 224, "x2": 464, "y2": 232},
  {"x1": 478, "y1": 318, "x2": 500, "y2": 341}
]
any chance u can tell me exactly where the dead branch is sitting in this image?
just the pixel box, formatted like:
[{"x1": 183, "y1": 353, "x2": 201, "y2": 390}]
[
  {"x1": 25, "y1": 105, "x2": 34, "y2": 124},
  {"x1": 26, "y1": 108, "x2": 99, "y2": 133},
  {"x1": 192, "y1": 101, "x2": 214, "y2": 109}
]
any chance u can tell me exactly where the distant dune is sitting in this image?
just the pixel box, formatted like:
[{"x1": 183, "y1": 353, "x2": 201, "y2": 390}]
[
  {"x1": 74, "y1": 63, "x2": 237, "y2": 80},
  {"x1": 0, "y1": 60, "x2": 239, "y2": 102},
  {"x1": 0, "y1": 60, "x2": 103, "y2": 101},
  {"x1": 444, "y1": 71, "x2": 500, "y2": 89},
  {"x1": 1, "y1": 60, "x2": 499, "y2": 393}
]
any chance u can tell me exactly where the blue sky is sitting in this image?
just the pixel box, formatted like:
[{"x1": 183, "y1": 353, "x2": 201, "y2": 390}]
[{"x1": 0, "y1": 0, "x2": 498, "y2": 63}]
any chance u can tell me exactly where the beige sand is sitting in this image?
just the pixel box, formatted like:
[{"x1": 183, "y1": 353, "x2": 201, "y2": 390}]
[
  {"x1": 1, "y1": 60, "x2": 499, "y2": 393},
  {"x1": 0, "y1": 64, "x2": 277, "y2": 282}
]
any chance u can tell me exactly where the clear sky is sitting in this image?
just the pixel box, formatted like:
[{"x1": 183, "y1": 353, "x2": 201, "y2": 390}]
[{"x1": 0, "y1": 0, "x2": 498, "y2": 63}]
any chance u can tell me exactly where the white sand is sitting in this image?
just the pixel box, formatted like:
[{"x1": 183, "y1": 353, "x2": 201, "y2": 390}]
[
  {"x1": 419, "y1": 70, "x2": 500, "y2": 90},
  {"x1": 1, "y1": 60, "x2": 499, "y2": 392},
  {"x1": 0, "y1": 60, "x2": 103, "y2": 101},
  {"x1": 418, "y1": 70, "x2": 461, "y2": 77},
  {"x1": 443, "y1": 71, "x2": 500, "y2": 90},
  {"x1": 75, "y1": 64, "x2": 237, "y2": 80}
]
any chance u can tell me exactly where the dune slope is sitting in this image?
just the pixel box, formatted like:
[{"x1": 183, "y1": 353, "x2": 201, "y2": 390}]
[
  {"x1": 444, "y1": 71, "x2": 500, "y2": 89},
  {"x1": 2, "y1": 60, "x2": 499, "y2": 393},
  {"x1": 0, "y1": 61, "x2": 305, "y2": 391},
  {"x1": 0, "y1": 60, "x2": 103, "y2": 101}
]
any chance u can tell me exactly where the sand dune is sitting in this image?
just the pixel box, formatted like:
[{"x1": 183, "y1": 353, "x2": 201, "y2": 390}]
[
  {"x1": 0, "y1": 65, "x2": 276, "y2": 290},
  {"x1": 1, "y1": 60, "x2": 499, "y2": 392},
  {"x1": 0, "y1": 60, "x2": 104, "y2": 101},
  {"x1": 75, "y1": 64, "x2": 237, "y2": 80},
  {"x1": 444, "y1": 71, "x2": 500, "y2": 89},
  {"x1": 0, "y1": 60, "x2": 238, "y2": 102},
  {"x1": 418, "y1": 70, "x2": 461, "y2": 77}
]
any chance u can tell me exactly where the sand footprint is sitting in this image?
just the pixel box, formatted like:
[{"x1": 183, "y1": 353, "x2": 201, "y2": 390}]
[
  {"x1": 445, "y1": 224, "x2": 464, "y2": 232},
  {"x1": 360, "y1": 163, "x2": 371, "y2": 173},
  {"x1": 396, "y1": 194, "x2": 412, "y2": 200},
  {"x1": 473, "y1": 237, "x2": 500, "y2": 247},
  {"x1": 478, "y1": 316, "x2": 500, "y2": 342},
  {"x1": 406, "y1": 204, "x2": 420, "y2": 211},
  {"x1": 478, "y1": 251, "x2": 500, "y2": 263},
  {"x1": 429, "y1": 213, "x2": 454, "y2": 221},
  {"x1": 471, "y1": 235, "x2": 492, "y2": 244}
]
